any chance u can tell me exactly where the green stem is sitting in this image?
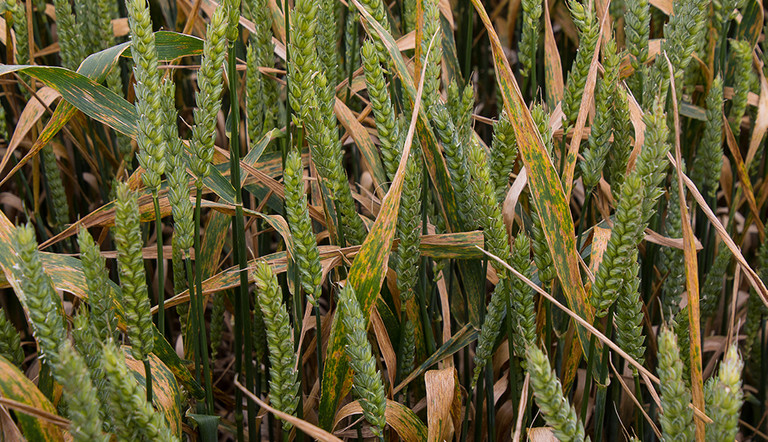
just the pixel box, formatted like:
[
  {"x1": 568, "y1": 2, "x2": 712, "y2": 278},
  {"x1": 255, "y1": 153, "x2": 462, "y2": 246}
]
[
  {"x1": 185, "y1": 257, "x2": 202, "y2": 386},
  {"x1": 315, "y1": 304, "x2": 323, "y2": 379},
  {"x1": 194, "y1": 186, "x2": 214, "y2": 413},
  {"x1": 228, "y1": 39, "x2": 257, "y2": 441},
  {"x1": 143, "y1": 359, "x2": 153, "y2": 403},
  {"x1": 152, "y1": 194, "x2": 165, "y2": 337}
]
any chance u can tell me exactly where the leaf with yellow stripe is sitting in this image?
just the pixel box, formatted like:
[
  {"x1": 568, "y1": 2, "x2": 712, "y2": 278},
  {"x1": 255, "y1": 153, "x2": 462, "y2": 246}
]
[
  {"x1": 470, "y1": 0, "x2": 595, "y2": 352},
  {"x1": 0, "y1": 355, "x2": 64, "y2": 441}
]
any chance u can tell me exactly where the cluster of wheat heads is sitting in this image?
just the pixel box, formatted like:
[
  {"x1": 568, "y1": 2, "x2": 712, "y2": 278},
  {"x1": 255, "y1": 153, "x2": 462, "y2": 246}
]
[{"x1": 0, "y1": 0, "x2": 767, "y2": 440}]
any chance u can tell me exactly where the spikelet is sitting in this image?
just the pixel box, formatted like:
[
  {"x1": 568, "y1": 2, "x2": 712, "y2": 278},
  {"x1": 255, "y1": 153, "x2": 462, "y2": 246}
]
[
  {"x1": 12, "y1": 224, "x2": 67, "y2": 367},
  {"x1": 704, "y1": 344, "x2": 744, "y2": 442},
  {"x1": 161, "y1": 80, "x2": 194, "y2": 251},
  {"x1": 691, "y1": 76, "x2": 724, "y2": 200},
  {"x1": 100, "y1": 342, "x2": 179, "y2": 441},
  {"x1": 41, "y1": 145, "x2": 70, "y2": 230},
  {"x1": 245, "y1": 45, "x2": 266, "y2": 145},
  {"x1": 305, "y1": 72, "x2": 367, "y2": 245},
  {"x1": 403, "y1": 0, "x2": 417, "y2": 33},
  {"x1": 70, "y1": 313, "x2": 109, "y2": 404},
  {"x1": 284, "y1": 150, "x2": 323, "y2": 302},
  {"x1": 75, "y1": 0, "x2": 101, "y2": 55},
  {"x1": 77, "y1": 228, "x2": 117, "y2": 342},
  {"x1": 519, "y1": 0, "x2": 542, "y2": 82},
  {"x1": 713, "y1": 0, "x2": 746, "y2": 48},
  {"x1": 362, "y1": 40, "x2": 401, "y2": 182},
  {"x1": 509, "y1": 233, "x2": 535, "y2": 355},
  {"x1": 657, "y1": 326, "x2": 694, "y2": 440},
  {"x1": 591, "y1": 174, "x2": 644, "y2": 315},
  {"x1": 225, "y1": 0, "x2": 241, "y2": 41},
  {"x1": 57, "y1": 342, "x2": 108, "y2": 442},
  {"x1": 448, "y1": 82, "x2": 475, "y2": 148},
  {"x1": 287, "y1": 0, "x2": 319, "y2": 127},
  {"x1": 114, "y1": 182, "x2": 153, "y2": 361},
  {"x1": 395, "y1": 149, "x2": 423, "y2": 304},
  {"x1": 209, "y1": 294, "x2": 225, "y2": 363},
  {"x1": 316, "y1": 0, "x2": 340, "y2": 85},
  {"x1": 8, "y1": 0, "x2": 29, "y2": 64},
  {"x1": 624, "y1": 0, "x2": 649, "y2": 68},
  {"x1": 243, "y1": 0, "x2": 277, "y2": 133},
  {"x1": 562, "y1": 0, "x2": 599, "y2": 126},
  {"x1": 635, "y1": 98, "x2": 671, "y2": 223},
  {"x1": 472, "y1": 282, "x2": 509, "y2": 388},
  {"x1": 660, "y1": 173, "x2": 685, "y2": 318},
  {"x1": 607, "y1": 87, "x2": 633, "y2": 200},
  {"x1": 728, "y1": 39, "x2": 753, "y2": 137},
  {"x1": 700, "y1": 244, "x2": 731, "y2": 323},
  {"x1": 357, "y1": 0, "x2": 392, "y2": 59},
  {"x1": 53, "y1": 0, "x2": 85, "y2": 70},
  {"x1": 659, "y1": 0, "x2": 707, "y2": 98},
  {"x1": 254, "y1": 262, "x2": 300, "y2": 429},
  {"x1": 489, "y1": 113, "x2": 518, "y2": 204},
  {"x1": 467, "y1": 138, "x2": 511, "y2": 275},
  {"x1": 531, "y1": 209, "x2": 556, "y2": 285},
  {"x1": 0, "y1": 308, "x2": 24, "y2": 366},
  {"x1": 399, "y1": 319, "x2": 416, "y2": 399},
  {"x1": 671, "y1": 308, "x2": 690, "y2": 381},
  {"x1": 189, "y1": 6, "x2": 229, "y2": 184},
  {"x1": 614, "y1": 260, "x2": 646, "y2": 365},
  {"x1": 127, "y1": 0, "x2": 166, "y2": 193},
  {"x1": 421, "y1": 0, "x2": 443, "y2": 113},
  {"x1": 431, "y1": 102, "x2": 476, "y2": 229},
  {"x1": 338, "y1": 284, "x2": 387, "y2": 437},
  {"x1": 526, "y1": 346, "x2": 588, "y2": 442},
  {"x1": 580, "y1": 40, "x2": 619, "y2": 193}
]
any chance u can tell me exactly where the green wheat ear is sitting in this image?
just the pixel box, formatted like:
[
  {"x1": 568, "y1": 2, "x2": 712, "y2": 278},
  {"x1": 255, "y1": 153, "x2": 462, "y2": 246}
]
[
  {"x1": 57, "y1": 342, "x2": 109, "y2": 442},
  {"x1": 489, "y1": 113, "x2": 517, "y2": 205},
  {"x1": 53, "y1": 0, "x2": 85, "y2": 70},
  {"x1": 127, "y1": 0, "x2": 166, "y2": 192},
  {"x1": 338, "y1": 284, "x2": 387, "y2": 437},
  {"x1": 691, "y1": 75, "x2": 724, "y2": 201},
  {"x1": 284, "y1": 150, "x2": 322, "y2": 302},
  {"x1": 41, "y1": 145, "x2": 70, "y2": 231},
  {"x1": 12, "y1": 224, "x2": 68, "y2": 368},
  {"x1": 100, "y1": 342, "x2": 179, "y2": 441},
  {"x1": 728, "y1": 39, "x2": 754, "y2": 137},
  {"x1": 254, "y1": 261, "x2": 300, "y2": 429},
  {"x1": 0, "y1": 308, "x2": 24, "y2": 366},
  {"x1": 8, "y1": 0, "x2": 29, "y2": 64},
  {"x1": 562, "y1": 0, "x2": 598, "y2": 127},
  {"x1": 77, "y1": 228, "x2": 118, "y2": 343},
  {"x1": 526, "y1": 346, "x2": 588, "y2": 442},
  {"x1": 190, "y1": 5, "x2": 229, "y2": 184},
  {"x1": 509, "y1": 233, "x2": 535, "y2": 356},
  {"x1": 705, "y1": 344, "x2": 744, "y2": 442},
  {"x1": 657, "y1": 326, "x2": 694, "y2": 440},
  {"x1": 114, "y1": 182, "x2": 153, "y2": 361}
]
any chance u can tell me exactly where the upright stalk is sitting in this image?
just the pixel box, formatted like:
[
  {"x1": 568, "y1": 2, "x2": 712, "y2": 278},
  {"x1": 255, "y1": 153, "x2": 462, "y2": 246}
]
[
  {"x1": 153, "y1": 194, "x2": 165, "y2": 336},
  {"x1": 227, "y1": 41, "x2": 257, "y2": 441},
  {"x1": 194, "y1": 187, "x2": 214, "y2": 413}
]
